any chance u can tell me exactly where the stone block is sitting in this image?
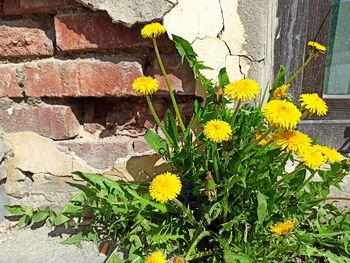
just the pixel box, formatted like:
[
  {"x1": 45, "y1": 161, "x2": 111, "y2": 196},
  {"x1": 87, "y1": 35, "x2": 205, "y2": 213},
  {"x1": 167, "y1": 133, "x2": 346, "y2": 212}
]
[
  {"x1": 23, "y1": 59, "x2": 143, "y2": 97},
  {"x1": 0, "y1": 105, "x2": 81, "y2": 140},
  {"x1": 0, "y1": 65, "x2": 22, "y2": 98},
  {"x1": 0, "y1": 17, "x2": 54, "y2": 58},
  {"x1": 2, "y1": 0, "x2": 77, "y2": 15}
]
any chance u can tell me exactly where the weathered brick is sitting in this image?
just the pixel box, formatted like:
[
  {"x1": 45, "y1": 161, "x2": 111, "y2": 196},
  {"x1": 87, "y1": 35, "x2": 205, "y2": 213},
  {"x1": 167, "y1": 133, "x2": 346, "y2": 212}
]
[
  {"x1": 0, "y1": 17, "x2": 54, "y2": 58},
  {"x1": 2, "y1": 0, "x2": 77, "y2": 15},
  {"x1": 58, "y1": 137, "x2": 132, "y2": 170},
  {"x1": 0, "y1": 65, "x2": 23, "y2": 97},
  {"x1": 147, "y1": 54, "x2": 196, "y2": 95},
  {"x1": 0, "y1": 105, "x2": 80, "y2": 140},
  {"x1": 54, "y1": 12, "x2": 173, "y2": 52},
  {"x1": 23, "y1": 59, "x2": 143, "y2": 97}
]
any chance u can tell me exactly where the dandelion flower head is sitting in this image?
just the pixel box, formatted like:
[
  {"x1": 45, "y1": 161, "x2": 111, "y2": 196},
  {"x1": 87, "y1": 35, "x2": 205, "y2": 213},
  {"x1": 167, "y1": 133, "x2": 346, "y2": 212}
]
[
  {"x1": 263, "y1": 100, "x2": 301, "y2": 130},
  {"x1": 274, "y1": 130, "x2": 312, "y2": 153},
  {"x1": 308, "y1": 41, "x2": 327, "y2": 54},
  {"x1": 132, "y1": 76, "x2": 159, "y2": 96},
  {"x1": 141, "y1": 22, "x2": 166, "y2": 39},
  {"x1": 224, "y1": 79, "x2": 260, "y2": 101},
  {"x1": 270, "y1": 220, "x2": 297, "y2": 236},
  {"x1": 149, "y1": 172, "x2": 182, "y2": 203},
  {"x1": 273, "y1": 84, "x2": 290, "y2": 100},
  {"x1": 300, "y1": 93, "x2": 328, "y2": 116},
  {"x1": 203, "y1": 119, "x2": 232, "y2": 143},
  {"x1": 298, "y1": 145, "x2": 326, "y2": 170},
  {"x1": 314, "y1": 145, "x2": 342, "y2": 164},
  {"x1": 145, "y1": 251, "x2": 167, "y2": 263}
]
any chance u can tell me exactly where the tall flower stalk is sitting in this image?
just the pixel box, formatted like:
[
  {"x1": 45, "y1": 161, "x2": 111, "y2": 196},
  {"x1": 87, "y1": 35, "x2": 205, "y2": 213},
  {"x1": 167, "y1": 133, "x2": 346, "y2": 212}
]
[{"x1": 141, "y1": 22, "x2": 186, "y2": 133}]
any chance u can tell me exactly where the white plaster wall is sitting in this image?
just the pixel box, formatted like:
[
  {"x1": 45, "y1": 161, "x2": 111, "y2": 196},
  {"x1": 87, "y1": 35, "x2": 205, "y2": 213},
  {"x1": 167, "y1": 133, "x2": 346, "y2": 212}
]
[{"x1": 164, "y1": 0, "x2": 275, "y2": 90}]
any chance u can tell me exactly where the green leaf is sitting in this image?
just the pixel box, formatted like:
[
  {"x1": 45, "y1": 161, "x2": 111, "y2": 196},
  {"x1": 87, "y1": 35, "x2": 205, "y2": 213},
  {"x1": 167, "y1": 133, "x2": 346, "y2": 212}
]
[
  {"x1": 67, "y1": 182, "x2": 96, "y2": 197},
  {"x1": 218, "y1": 67, "x2": 230, "y2": 87},
  {"x1": 256, "y1": 191, "x2": 267, "y2": 224},
  {"x1": 164, "y1": 110, "x2": 180, "y2": 144},
  {"x1": 106, "y1": 247, "x2": 124, "y2": 263},
  {"x1": 144, "y1": 129, "x2": 167, "y2": 154},
  {"x1": 269, "y1": 65, "x2": 286, "y2": 99},
  {"x1": 125, "y1": 188, "x2": 167, "y2": 213},
  {"x1": 172, "y1": 34, "x2": 197, "y2": 62},
  {"x1": 61, "y1": 232, "x2": 83, "y2": 248},
  {"x1": 4, "y1": 205, "x2": 26, "y2": 216},
  {"x1": 53, "y1": 213, "x2": 70, "y2": 226},
  {"x1": 16, "y1": 215, "x2": 30, "y2": 228},
  {"x1": 61, "y1": 202, "x2": 83, "y2": 215},
  {"x1": 31, "y1": 208, "x2": 50, "y2": 224}
]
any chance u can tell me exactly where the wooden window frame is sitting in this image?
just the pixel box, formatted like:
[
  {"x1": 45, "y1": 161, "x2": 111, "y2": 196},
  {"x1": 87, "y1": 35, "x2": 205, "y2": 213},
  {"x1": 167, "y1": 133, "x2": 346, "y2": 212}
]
[{"x1": 274, "y1": 0, "x2": 350, "y2": 120}]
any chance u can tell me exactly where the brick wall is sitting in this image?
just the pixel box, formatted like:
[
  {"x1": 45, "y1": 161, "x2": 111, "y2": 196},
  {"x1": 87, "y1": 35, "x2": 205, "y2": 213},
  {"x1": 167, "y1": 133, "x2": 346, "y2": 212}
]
[{"x1": 0, "y1": 0, "x2": 196, "y2": 172}]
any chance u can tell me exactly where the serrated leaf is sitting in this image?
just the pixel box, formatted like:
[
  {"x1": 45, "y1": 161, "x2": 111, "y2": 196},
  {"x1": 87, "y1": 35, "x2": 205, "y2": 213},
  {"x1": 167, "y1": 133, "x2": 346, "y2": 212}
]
[
  {"x1": 16, "y1": 215, "x2": 30, "y2": 228},
  {"x1": 4, "y1": 205, "x2": 26, "y2": 216},
  {"x1": 144, "y1": 129, "x2": 167, "y2": 154},
  {"x1": 61, "y1": 232, "x2": 83, "y2": 248},
  {"x1": 53, "y1": 213, "x2": 70, "y2": 226},
  {"x1": 31, "y1": 208, "x2": 50, "y2": 224},
  {"x1": 172, "y1": 34, "x2": 197, "y2": 62}
]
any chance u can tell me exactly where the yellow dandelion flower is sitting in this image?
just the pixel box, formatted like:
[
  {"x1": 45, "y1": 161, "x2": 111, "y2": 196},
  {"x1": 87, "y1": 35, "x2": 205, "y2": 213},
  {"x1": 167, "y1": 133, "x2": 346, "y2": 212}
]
[
  {"x1": 314, "y1": 145, "x2": 342, "y2": 164},
  {"x1": 149, "y1": 172, "x2": 182, "y2": 203},
  {"x1": 263, "y1": 100, "x2": 302, "y2": 130},
  {"x1": 203, "y1": 119, "x2": 232, "y2": 143},
  {"x1": 145, "y1": 251, "x2": 167, "y2": 263},
  {"x1": 141, "y1": 22, "x2": 166, "y2": 39},
  {"x1": 224, "y1": 79, "x2": 260, "y2": 101},
  {"x1": 270, "y1": 220, "x2": 297, "y2": 236},
  {"x1": 256, "y1": 133, "x2": 270, "y2": 146},
  {"x1": 300, "y1": 93, "x2": 328, "y2": 116},
  {"x1": 272, "y1": 84, "x2": 290, "y2": 100},
  {"x1": 298, "y1": 146, "x2": 326, "y2": 170},
  {"x1": 132, "y1": 76, "x2": 159, "y2": 96},
  {"x1": 274, "y1": 130, "x2": 312, "y2": 153},
  {"x1": 308, "y1": 41, "x2": 327, "y2": 54}
]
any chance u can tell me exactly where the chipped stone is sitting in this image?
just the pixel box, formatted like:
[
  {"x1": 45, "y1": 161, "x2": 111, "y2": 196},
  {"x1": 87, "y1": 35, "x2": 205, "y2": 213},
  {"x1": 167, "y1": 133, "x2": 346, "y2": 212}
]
[
  {"x1": 75, "y1": 0, "x2": 176, "y2": 26},
  {"x1": 3, "y1": 132, "x2": 95, "y2": 176}
]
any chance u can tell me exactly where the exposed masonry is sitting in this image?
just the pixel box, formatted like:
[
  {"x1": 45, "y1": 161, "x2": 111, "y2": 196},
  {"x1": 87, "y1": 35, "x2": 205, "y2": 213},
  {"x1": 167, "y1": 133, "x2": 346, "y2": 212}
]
[{"x1": 0, "y1": 0, "x2": 273, "y2": 210}]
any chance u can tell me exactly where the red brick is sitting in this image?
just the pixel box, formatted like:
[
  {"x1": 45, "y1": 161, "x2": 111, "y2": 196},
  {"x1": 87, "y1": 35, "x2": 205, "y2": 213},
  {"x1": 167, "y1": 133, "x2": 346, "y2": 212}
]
[
  {"x1": 0, "y1": 17, "x2": 54, "y2": 58},
  {"x1": 58, "y1": 137, "x2": 132, "y2": 170},
  {"x1": 55, "y1": 12, "x2": 173, "y2": 52},
  {"x1": 2, "y1": 0, "x2": 77, "y2": 15},
  {"x1": 147, "y1": 54, "x2": 196, "y2": 95},
  {"x1": 0, "y1": 65, "x2": 23, "y2": 97},
  {"x1": 23, "y1": 59, "x2": 143, "y2": 97},
  {"x1": 0, "y1": 105, "x2": 81, "y2": 140}
]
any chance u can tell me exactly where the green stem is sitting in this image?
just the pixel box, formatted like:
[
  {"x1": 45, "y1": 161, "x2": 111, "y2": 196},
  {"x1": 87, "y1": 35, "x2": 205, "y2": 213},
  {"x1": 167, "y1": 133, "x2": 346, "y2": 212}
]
[
  {"x1": 286, "y1": 53, "x2": 316, "y2": 84},
  {"x1": 185, "y1": 230, "x2": 210, "y2": 260},
  {"x1": 231, "y1": 100, "x2": 242, "y2": 126},
  {"x1": 295, "y1": 170, "x2": 317, "y2": 193},
  {"x1": 223, "y1": 196, "x2": 228, "y2": 223},
  {"x1": 173, "y1": 199, "x2": 198, "y2": 227},
  {"x1": 152, "y1": 38, "x2": 186, "y2": 133},
  {"x1": 259, "y1": 82, "x2": 269, "y2": 108},
  {"x1": 146, "y1": 95, "x2": 174, "y2": 146},
  {"x1": 212, "y1": 144, "x2": 220, "y2": 182}
]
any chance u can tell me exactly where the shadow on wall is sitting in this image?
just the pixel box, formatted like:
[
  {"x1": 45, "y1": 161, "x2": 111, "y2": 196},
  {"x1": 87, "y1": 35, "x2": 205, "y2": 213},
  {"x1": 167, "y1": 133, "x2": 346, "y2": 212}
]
[
  {"x1": 340, "y1": 126, "x2": 350, "y2": 154},
  {"x1": 124, "y1": 154, "x2": 172, "y2": 182}
]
